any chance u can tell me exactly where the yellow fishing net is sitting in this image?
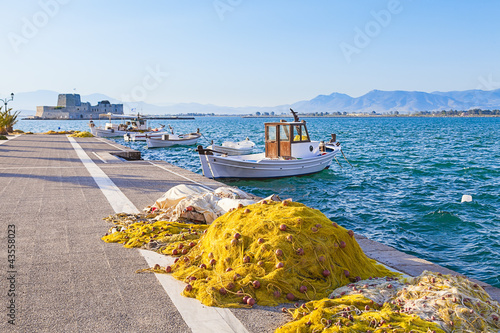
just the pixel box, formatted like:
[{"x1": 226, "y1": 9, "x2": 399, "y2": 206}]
[
  {"x1": 101, "y1": 200, "x2": 500, "y2": 332},
  {"x1": 43, "y1": 130, "x2": 75, "y2": 135},
  {"x1": 150, "y1": 200, "x2": 398, "y2": 307},
  {"x1": 395, "y1": 271, "x2": 500, "y2": 332},
  {"x1": 277, "y1": 271, "x2": 500, "y2": 332},
  {"x1": 276, "y1": 295, "x2": 444, "y2": 333},
  {"x1": 68, "y1": 131, "x2": 94, "y2": 137},
  {"x1": 102, "y1": 219, "x2": 208, "y2": 250}
]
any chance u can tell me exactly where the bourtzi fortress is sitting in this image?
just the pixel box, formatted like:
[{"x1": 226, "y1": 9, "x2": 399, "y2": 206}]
[{"x1": 35, "y1": 94, "x2": 123, "y2": 119}]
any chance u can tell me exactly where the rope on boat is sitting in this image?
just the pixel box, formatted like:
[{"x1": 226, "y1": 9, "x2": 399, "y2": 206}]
[
  {"x1": 334, "y1": 156, "x2": 343, "y2": 169},
  {"x1": 341, "y1": 149, "x2": 353, "y2": 168},
  {"x1": 200, "y1": 132, "x2": 212, "y2": 144}
]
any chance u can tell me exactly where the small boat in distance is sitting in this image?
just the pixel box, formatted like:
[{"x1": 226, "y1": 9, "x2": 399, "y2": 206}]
[
  {"x1": 207, "y1": 138, "x2": 255, "y2": 156},
  {"x1": 124, "y1": 125, "x2": 172, "y2": 141},
  {"x1": 89, "y1": 113, "x2": 150, "y2": 138},
  {"x1": 196, "y1": 109, "x2": 341, "y2": 179},
  {"x1": 146, "y1": 129, "x2": 201, "y2": 148}
]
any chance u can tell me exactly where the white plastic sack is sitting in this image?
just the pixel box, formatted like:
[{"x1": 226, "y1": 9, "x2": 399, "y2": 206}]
[
  {"x1": 153, "y1": 184, "x2": 211, "y2": 210},
  {"x1": 172, "y1": 193, "x2": 226, "y2": 224},
  {"x1": 214, "y1": 187, "x2": 253, "y2": 200}
]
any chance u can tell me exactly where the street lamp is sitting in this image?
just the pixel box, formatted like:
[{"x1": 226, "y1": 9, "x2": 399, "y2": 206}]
[{"x1": 0, "y1": 93, "x2": 14, "y2": 111}]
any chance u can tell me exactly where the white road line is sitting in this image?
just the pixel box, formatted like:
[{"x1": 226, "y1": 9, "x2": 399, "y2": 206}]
[
  {"x1": 92, "y1": 152, "x2": 108, "y2": 163},
  {"x1": 68, "y1": 136, "x2": 249, "y2": 333},
  {"x1": 140, "y1": 250, "x2": 250, "y2": 333},
  {"x1": 149, "y1": 161, "x2": 214, "y2": 191},
  {"x1": 68, "y1": 136, "x2": 139, "y2": 214}
]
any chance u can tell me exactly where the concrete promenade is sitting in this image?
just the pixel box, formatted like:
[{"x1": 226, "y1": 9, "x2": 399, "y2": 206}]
[{"x1": 0, "y1": 134, "x2": 498, "y2": 333}]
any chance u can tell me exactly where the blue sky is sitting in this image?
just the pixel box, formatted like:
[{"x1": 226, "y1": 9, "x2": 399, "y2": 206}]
[{"x1": 2, "y1": 0, "x2": 500, "y2": 107}]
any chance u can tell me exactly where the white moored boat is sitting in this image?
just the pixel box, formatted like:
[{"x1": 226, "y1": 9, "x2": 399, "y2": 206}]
[
  {"x1": 196, "y1": 109, "x2": 342, "y2": 179},
  {"x1": 89, "y1": 114, "x2": 150, "y2": 138},
  {"x1": 146, "y1": 130, "x2": 201, "y2": 148},
  {"x1": 124, "y1": 125, "x2": 171, "y2": 141},
  {"x1": 207, "y1": 138, "x2": 255, "y2": 156}
]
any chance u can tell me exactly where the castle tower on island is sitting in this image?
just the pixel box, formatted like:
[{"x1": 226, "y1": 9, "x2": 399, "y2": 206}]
[{"x1": 35, "y1": 94, "x2": 123, "y2": 119}]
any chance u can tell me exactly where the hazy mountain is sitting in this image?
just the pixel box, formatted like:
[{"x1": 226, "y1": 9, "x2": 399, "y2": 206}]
[
  {"x1": 12, "y1": 88, "x2": 500, "y2": 117},
  {"x1": 348, "y1": 90, "x2": 461, "y2": 113},
  {"x1": 10, "y1": 90, "x2": 59, "y2": 116},
  {"x1": 290, "y1": 89, "x2": 500, "y2": 114},
  {"x1": 431, "y1": 89, "x2": 500, "y2": 109}
]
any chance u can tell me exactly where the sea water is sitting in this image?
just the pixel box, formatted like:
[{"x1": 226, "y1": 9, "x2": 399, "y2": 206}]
[{"x1": 16, "y1": 116, "x2": 500, "y2": 288}]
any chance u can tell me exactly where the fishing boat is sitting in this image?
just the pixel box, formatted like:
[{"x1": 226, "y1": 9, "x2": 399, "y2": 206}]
[
  {"x1": 124, "y1": 125, "x2": 171, "y2": 141},
  {"x1": 196, "y1": 109, "x2": 342, "y2": 179},
  {"x1": 89, "y1": 113, "x2": 150, "y2": 138},
  {"x1": 207, "y1": 138, "x2": 255, "y2": 156},
  {"x1": 146, "y1": 129, "x2": 201, "y2": 148}
]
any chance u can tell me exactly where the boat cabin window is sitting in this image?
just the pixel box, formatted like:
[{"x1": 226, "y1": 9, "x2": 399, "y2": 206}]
[
  {"x1": 267, "y1": 126, "x2": 277, "y2": 141},
  {"x1": 279, "y1": 125, "x2": 290, "y2": 142},
  {"x1": 292, "y1": 124, "x2": 310, "y2": 142}
]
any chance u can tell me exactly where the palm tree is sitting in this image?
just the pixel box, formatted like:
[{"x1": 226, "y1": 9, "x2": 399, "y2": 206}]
[
  {"x1": 0, "y1": 106, "x2": 6, "y2": 135},
  {"x1": 0, "y1": 106, "x2": 20, "y2": 135}
]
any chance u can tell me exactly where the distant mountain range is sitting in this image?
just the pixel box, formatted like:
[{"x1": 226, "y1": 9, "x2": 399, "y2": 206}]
[
  {"x1": 11, "y1": 89, "x2": 500, "y2": 117},
  {"x1": 289, "y1": 89, "x2": 500, "y2": 114}
]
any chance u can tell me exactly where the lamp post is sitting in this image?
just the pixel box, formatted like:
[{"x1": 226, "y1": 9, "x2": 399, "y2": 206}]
[{"x1": 0, "y1": 93, "x2": 14, "y2": 111}]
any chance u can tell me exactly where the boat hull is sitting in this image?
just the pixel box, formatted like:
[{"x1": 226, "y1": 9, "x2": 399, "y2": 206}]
[
  {"x1": 90, "y1": 128, "x2": 130, "y2": 138},
  {"x1": 198, "y1": 149, "x2": 339, "y2": 179},
  {"x1": 146, "y1": 134, "x2": 201, "y2": 148},
  {"x1": 124, "y1": 131, "x2": 171, "y2": 141}
]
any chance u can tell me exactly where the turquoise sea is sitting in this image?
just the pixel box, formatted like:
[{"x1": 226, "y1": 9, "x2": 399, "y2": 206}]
[{"x1": 17, "y1": 116, "x2": 500, "y2": 288}]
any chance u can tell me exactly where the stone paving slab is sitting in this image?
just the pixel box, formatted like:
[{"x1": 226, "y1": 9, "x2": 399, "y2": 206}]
[{"x1": 1, "y1": 134, "x2": 499, "y2": 333}]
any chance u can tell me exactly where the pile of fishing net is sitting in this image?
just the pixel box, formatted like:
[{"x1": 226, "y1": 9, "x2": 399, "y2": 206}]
[
  {"x1": 102, "y1": 185, "x2": 255, "y2": 251},
  {"x1": 145, "y1": 184, "x2": 255, "y2": 224},
  {"x1": 102, "y1": 185, "x2": 254, "y2": 233},
  {"x1": 43, "y1": 130, "x2": 75, "y2": 135},
  {"x1": 146, "y1": 200, "x2": 397, "y2": 307},
  {"x1": 68, "y1": 131, "x2": 93, "y2": 137},
  {"x1": 276, "y1": 271, "x2": 500, "y2": 332},
  {"x1": 102, "y1": 220, "x2": 209, "y2": 251}
]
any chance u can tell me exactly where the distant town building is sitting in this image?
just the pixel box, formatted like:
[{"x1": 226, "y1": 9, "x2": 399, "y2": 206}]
[{"x1": 35, "y1": 94, "x2": 123, "y2": 119}]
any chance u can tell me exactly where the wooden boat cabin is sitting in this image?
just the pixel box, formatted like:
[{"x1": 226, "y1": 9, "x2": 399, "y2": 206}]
[{"x1": 265, "y1": 120, "x2": 311, "y2": 158}]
